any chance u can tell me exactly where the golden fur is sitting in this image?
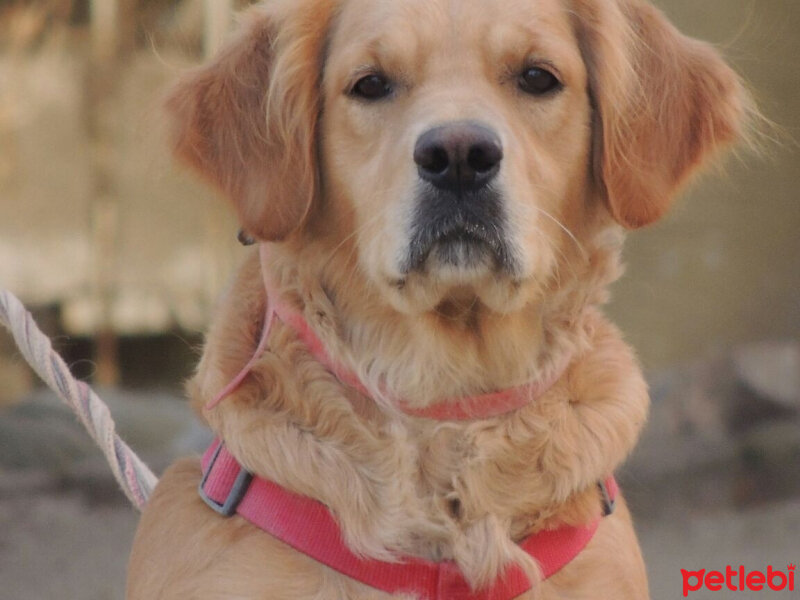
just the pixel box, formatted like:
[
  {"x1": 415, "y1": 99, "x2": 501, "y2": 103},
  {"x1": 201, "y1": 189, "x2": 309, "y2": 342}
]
[{"x1": 128, "y1": 0, "x2": 749, "y2": 597}]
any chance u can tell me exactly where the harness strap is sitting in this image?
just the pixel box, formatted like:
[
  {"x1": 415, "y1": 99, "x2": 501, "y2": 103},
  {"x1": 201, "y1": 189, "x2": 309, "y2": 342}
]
[{"x1": 199, "y1": 439, "x2": 616, "y2": 600}]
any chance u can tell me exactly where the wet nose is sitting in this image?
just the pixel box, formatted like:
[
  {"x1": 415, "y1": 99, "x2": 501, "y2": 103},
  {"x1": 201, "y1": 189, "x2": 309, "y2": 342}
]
[{"x1": 413, "y1": 121, "x2": 503, "y2": 192}]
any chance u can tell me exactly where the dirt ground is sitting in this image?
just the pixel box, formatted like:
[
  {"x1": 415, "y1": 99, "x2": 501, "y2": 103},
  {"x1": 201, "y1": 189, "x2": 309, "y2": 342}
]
[
  {"x1": 2, "y1": 464, "x2": 798, "y2": 600},
  {"x1": 1, "y1": 388, "x2": 798, "y2": 600}
]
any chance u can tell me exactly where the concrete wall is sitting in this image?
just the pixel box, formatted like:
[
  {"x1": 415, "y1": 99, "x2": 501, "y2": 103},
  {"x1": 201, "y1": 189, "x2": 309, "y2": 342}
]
[
  {"x1": 1, "y1": 0, "x2": 797, "y2": 368},
  {"x1": 0, "y1": 27, "x2": 239, "y2": 335}
]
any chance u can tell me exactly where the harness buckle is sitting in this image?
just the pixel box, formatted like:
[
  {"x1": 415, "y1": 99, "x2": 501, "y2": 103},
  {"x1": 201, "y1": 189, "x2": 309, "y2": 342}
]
[
  {"x1": 598, "y1": 480, "x2": 616, "y2": 517},
  {"x1": 199, "y1": 442, "x2": 253, "y2": 517}
]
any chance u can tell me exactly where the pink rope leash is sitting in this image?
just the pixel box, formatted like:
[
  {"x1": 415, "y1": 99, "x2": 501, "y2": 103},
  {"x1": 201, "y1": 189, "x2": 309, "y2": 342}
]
[{"x1": 0, "y1": 289, "x2": 158, "y2": 510}]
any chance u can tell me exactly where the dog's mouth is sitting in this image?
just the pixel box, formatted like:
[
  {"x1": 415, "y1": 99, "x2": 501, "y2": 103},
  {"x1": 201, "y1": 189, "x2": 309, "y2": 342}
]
[
  {"x1": 409, "y1": 221, "x2": 505, "y2": 271},
  {"x1": 403, "y1": 189, "x2": 514, "y2": 274}
]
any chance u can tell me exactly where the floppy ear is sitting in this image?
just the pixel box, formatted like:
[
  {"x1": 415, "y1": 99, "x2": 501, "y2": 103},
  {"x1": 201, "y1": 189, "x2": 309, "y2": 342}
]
[
  {"x1": 574, "y1": 0, "x2": 749, "y2": 228},
  {"x1": 165, "y1": 2, "x2": 334, "y2": 241}
]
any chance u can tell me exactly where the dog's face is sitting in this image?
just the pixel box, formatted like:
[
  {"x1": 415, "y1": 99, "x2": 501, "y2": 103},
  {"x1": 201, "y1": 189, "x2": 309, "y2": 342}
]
[
  {"x1": 168, "y1": 0, "x2": 746, "y2": 318},
  {"x1": 321, "y1": 0, "x2": 592, "y2": 314}
]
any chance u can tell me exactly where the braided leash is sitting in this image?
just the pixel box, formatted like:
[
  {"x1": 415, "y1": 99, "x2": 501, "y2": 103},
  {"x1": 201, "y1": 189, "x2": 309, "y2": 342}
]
[{"x1": 0, "y1": 289, "x2": 157, "y2": 510}]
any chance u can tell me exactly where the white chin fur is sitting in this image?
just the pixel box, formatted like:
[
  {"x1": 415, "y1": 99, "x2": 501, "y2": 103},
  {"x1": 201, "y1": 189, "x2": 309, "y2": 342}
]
[{"x1": 380, "y1": 268, "x2": 532, "y2": 316}]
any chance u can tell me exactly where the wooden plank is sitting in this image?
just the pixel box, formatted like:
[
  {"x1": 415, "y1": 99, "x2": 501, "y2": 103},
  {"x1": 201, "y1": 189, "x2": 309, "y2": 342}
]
[
  {"x1": 203, "y1": 0, "x2": 235, "y2": 311},
  {"x1": 88, "y1": 0, "x2": 121, "y2": 386},
  {"x1": 89, "y1": 0, "x2": 119, "y2": 64},
  {"x1": 204, "y1": 0, "x2": 234, "y2": 58}
]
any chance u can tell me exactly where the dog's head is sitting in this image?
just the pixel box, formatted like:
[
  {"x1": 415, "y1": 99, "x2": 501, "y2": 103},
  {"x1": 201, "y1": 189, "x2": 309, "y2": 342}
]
[{"x1": 168, "y1": 0, "x2": 747, "y2": 317}]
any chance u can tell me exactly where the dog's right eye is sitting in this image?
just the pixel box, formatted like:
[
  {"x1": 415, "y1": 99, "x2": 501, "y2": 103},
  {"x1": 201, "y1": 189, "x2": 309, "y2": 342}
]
[
  {"x1": 349, "y1": 74, "x2": 392, "y2": 100},
  {"x1": 518, "y1": 66, "x2": 562, "y2": 96}
]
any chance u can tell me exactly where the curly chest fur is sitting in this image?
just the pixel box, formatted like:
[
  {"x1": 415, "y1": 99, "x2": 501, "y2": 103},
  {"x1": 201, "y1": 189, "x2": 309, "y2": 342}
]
[{"x1": 188, "y1": 263, "x2": 647, "y2": 581}]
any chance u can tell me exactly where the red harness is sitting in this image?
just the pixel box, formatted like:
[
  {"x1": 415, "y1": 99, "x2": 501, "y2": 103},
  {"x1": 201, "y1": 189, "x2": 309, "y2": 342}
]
[
  {"x1": 200, "y1": 439, "x2": 617, "y2": 600},
  {"x1": 200, "y1": 243, "x2": 617, "y2": 597}
]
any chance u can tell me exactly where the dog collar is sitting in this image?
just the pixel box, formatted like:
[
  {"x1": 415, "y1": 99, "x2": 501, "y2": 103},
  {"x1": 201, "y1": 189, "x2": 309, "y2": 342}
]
[
  {"x1": 206, "y1": 243, "x2": 570, "y2": 419},
  {"x1": 199, "y1": 439, "x2": 617, "y2": 600}
]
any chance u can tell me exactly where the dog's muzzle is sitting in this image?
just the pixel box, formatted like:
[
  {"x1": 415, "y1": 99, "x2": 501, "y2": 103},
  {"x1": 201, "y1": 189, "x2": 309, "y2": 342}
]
[{"x1": 404, "y1": 121, "x2": 513, "y2": 273}]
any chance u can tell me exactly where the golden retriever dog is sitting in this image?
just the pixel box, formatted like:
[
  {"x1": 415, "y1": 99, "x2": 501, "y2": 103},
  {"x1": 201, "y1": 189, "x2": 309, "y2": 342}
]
[{"x1": 128, "y1": 0, "x2": 750, "y2": 597}]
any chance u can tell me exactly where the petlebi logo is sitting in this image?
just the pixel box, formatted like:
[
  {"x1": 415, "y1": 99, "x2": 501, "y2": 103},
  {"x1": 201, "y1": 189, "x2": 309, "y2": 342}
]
[{"x1": 681, "y1": 564, "x2": 796, "y2": 597}]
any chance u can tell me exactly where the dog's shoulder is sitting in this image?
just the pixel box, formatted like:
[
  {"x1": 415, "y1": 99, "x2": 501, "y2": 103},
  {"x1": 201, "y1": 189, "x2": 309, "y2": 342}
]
[{"x1": 128, "y1": 458, "x2": 406, "y2": 600}]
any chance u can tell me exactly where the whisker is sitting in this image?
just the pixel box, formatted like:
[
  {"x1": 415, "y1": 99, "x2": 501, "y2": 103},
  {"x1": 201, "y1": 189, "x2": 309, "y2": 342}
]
[{"x1": 530, "y1": 205, "x2": 587, "y2": 260}]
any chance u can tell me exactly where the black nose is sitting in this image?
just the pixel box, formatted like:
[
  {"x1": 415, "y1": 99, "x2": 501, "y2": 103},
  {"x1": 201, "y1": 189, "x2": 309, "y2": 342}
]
[{"x1": 413, "y1": 121, "x2": 503, "y2": 192}]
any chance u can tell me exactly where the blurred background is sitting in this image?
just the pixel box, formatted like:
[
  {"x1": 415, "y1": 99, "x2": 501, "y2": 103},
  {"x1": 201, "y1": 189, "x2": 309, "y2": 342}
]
[{"x1": 0, "y1": 0, "x2": 797, "y2": 598}]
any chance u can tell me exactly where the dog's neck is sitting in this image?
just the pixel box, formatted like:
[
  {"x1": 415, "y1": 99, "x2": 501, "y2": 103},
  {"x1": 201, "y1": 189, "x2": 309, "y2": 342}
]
[
  {"x1": 190, "y1": 238, "x2": 647, "y2": 587},
  {"x1": 208, "y1": 243, "x2": 571, "y2": 420},
  {"x1": 263, "y1": 244, "x2": 590, "y2": 409}
]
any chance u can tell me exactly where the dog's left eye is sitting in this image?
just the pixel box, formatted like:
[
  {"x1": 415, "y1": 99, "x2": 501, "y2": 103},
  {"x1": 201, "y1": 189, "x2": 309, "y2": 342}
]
[
  {"x1": 349, "y1": 74, "x2": 393, "y2": 100},
  {"x1": 518, "y1": 67, "x2": 562, "y2": 95}
]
